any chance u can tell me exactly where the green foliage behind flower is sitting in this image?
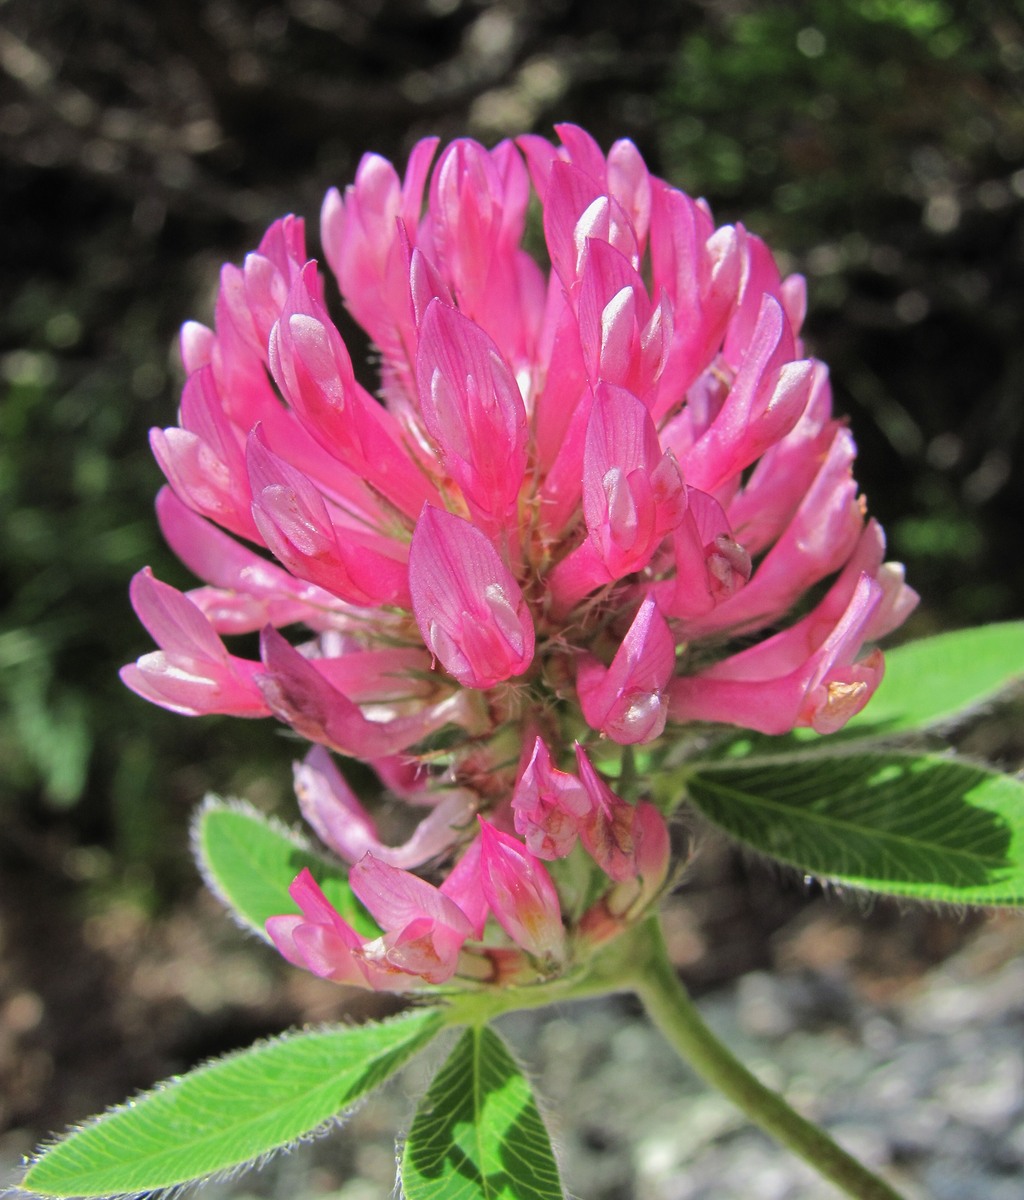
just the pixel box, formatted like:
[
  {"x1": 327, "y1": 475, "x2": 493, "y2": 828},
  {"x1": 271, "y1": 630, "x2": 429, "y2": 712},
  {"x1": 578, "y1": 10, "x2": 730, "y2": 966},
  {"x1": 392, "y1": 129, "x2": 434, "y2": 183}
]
[{"x1": 661, "y1": 0, "x2": 1024, "y2": 629}]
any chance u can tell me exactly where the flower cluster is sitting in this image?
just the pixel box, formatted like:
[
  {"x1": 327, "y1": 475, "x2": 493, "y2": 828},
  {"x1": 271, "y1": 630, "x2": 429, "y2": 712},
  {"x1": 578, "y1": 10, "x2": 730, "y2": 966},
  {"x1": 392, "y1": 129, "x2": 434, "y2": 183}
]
[{"x1": 122, "y1": 125, "x2": 916, "y2": 991}]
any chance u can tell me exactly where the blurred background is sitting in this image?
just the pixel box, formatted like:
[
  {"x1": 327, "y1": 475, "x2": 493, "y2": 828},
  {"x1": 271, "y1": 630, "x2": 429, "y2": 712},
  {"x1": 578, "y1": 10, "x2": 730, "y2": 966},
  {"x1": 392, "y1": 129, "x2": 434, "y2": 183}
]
[{"x1": 2, "y1": 1, "x2": 1023, "y2": 1196}]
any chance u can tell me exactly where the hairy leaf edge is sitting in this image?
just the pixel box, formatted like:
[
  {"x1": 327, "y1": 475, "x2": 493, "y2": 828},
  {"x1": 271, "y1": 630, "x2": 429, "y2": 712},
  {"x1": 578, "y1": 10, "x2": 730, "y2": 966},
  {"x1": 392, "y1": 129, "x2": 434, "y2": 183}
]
[
  {"x1": 191, "y1": 794, "x2": 343, "y2": 943},
  {"x1": 16, "y1": 1009, "x2": 445, "y2": 1200},
  {"x1": 684, "y1": 751, "x2": 1024, "y2": 911}
]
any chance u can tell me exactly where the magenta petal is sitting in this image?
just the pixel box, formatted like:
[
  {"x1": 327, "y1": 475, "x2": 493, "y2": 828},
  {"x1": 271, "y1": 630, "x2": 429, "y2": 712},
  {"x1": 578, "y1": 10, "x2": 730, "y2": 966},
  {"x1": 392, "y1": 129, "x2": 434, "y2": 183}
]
[
  {"x1": 121, "y1": 568, "x2": 268, "y2": 717},
  {"x1": 577, "y1": 594, "x2": 675, "y2": 744},
  {"x1": 669, "y1": 575, "x2": 885, "y2": 735},
  {"x1": 409, "y1": 505, "x2": 534, "y2": 689},
  {"x1": 350, "y1": 855, "x2": 474, "y2": 938},
  {"x1": 269, "y1": 263, "x2": 434, "y2": 518},
  {"x1": 247, "y1": 427, "x2": 410, "y2": 608},
  {"x1": 416, "y1": 301, "x2": 528, "y2": 535},
  {"x1": 581, "y1": 384, "x2": 685, "y2": 579},
  {"x1": 258, "y1": 626, "x2": 464, "y2": 757},
  {"x1": 156, "y1": 486, "x2": 326, "y2": 622},
  {"x1": 681, "y1": 295, "x2": 812, "y2": 495}
]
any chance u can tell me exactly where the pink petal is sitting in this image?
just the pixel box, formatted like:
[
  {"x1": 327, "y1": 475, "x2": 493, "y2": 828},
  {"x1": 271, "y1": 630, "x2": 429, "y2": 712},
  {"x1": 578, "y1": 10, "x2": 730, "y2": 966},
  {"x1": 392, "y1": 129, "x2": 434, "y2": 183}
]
[
  {"x1": 293, "y1": 746, "x2": 380, "y2": 863},
  {"x1": 180, "y1": 320, "x2": 215, "y2": 373},
  {"x1": 669, "y1": 574, "x2": 885, "y2": 735},
  {"x1": 577, "y1": 594, "x2": 675, "y2": 744},
  {"x1": 265, "y1": 868, "x2": 369, "y2": 986},
  {"x1": 477, "y1": 819, "x2": 565, "y2": 961},
  {"x1": 321, "y1": 139, "x2": 438, "y2": 378},
  {"x1": 543, "y1": 160, "x2": 640, "y2": 291},
  {"x1": 680, "y1": 295, "x2": 814, "y2": 495},
  {"x1": 416, "y1": 300, "x2": 528, "y2": 535},
  {"x1": 120, "y1": 569, "x2": 268, "y2": 717},
  {"x1": 576, "y1": 239, "x2": 669, "y2": 400},
  {"x1": 684, "y1": 426, "x2": 864, "y2": 637},
  {"x1": 258, "y1": 626, "x2": 467, "y2": 757},
  {"x1": 648, "y1": 183, "x2": 741, "y2": 412},
  {"x1": 582, "y1": 384, "x2": 685, "y2": 574},
  {"x1": 155, "y1": 487, "x2": 338, "y2": 633},
  {"x1": 656, "y1": 488, "x2": 751, "y2": 620},
  {"x1": 268, "y1": 262, "x2": 435, "y2": 519},
  {"x1": 247, "y1": 427, "x2": 410, "y2": 607},
  {"x1": 511, "y1": 737, "x2": 590, "y2": 859},
  {"x1": 409, "y1": 505, "x2": 534, "y2": 689}
]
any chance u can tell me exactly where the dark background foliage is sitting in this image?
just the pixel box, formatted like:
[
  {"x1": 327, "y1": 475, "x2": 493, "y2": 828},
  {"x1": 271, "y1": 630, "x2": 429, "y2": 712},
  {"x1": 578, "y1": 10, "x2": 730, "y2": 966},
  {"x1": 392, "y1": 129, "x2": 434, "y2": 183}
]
[{"x1": 1, "y1": 0, "x2": 1022, "y2": 1149}]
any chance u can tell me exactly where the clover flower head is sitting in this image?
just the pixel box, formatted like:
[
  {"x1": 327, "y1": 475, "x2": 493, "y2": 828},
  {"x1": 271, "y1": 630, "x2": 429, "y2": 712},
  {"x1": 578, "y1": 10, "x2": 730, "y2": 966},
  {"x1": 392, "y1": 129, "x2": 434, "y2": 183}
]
[{"x1": 123, "y1": 125, "x2": 916, "y2": 991}]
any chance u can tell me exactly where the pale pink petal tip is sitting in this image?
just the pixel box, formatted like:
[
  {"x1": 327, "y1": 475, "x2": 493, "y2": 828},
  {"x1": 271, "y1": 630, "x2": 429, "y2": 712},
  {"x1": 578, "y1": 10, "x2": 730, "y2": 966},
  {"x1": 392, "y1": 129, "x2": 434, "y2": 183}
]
[{"x1": 122, "y1": 568, "x2": 268, "y2": 717}]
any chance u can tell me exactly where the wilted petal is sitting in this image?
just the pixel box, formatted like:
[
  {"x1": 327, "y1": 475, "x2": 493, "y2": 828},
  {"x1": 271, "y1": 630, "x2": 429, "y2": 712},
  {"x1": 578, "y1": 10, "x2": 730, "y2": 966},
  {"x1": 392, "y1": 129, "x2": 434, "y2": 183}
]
[
  {"x1": 511, "y1": 737, "x2": 590, "y2": 859},
  {"x1": 669, "y1": 574, "x2": 885, "y2": 735},
  {"x1": 573, "y1": 745, "x2": 639, "y2": 882},
  {"x1": 478, "y1": 819, "x2": 565, "y2": 961},
  {"x1": 295, "y1": 746, "x2": 474, "y2": 868},
  {"x1": 603, "y1": 801, "x2": 671, "y2": 919}
]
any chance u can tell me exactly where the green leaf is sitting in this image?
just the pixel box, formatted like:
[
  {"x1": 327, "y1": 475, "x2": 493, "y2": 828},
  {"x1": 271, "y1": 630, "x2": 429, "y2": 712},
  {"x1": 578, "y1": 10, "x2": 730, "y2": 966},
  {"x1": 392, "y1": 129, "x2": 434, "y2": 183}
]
[
  {"x1": 401, "y1": 1025, "x2": 564, "y2": 1200},
  {"x1": 686, "y1": 752, "x2": 1024, "y2": 905},
  {"x1": 21, "y1": 1009, "x2": 444, "y2": 1198},
  {"x1": 193, "y1": 798, "x2": 378, "y2": 939},
  {"x1": 831, "y1": 621, "x2": 1024, "y2": 738}
]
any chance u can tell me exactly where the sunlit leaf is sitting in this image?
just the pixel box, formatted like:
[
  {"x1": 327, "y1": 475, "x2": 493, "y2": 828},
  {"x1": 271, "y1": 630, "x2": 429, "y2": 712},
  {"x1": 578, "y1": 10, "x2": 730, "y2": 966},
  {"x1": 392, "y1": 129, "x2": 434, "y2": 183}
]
[
  {"x1": 687, "y1": 751, "x2": 1024, "y2": 905},
  {"x1": 193, "y1": 798, "x2": 377, "y2": 939},
  {"x1": 21, "y1": 1009, "x2": 444, "y2": 1198},
  {"x1": 401, "y1": 1025, "x2": 564, "y2": 1200}
]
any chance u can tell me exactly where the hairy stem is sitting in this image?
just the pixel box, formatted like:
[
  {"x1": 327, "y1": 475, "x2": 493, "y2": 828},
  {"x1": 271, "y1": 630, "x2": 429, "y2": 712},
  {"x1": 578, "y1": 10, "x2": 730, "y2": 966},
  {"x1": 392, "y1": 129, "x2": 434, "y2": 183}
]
[{"x1": 628, "y1": 917, "x2": 906, "y2": 1200}]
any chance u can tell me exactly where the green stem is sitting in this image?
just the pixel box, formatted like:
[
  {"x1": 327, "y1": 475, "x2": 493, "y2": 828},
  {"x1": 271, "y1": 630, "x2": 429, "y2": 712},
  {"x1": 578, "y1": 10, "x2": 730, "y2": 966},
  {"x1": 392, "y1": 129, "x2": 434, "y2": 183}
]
[{"x1": 628, "y1": 917, "x2": 905, "y2": 1200}]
